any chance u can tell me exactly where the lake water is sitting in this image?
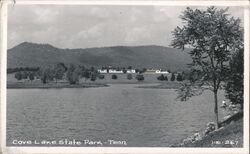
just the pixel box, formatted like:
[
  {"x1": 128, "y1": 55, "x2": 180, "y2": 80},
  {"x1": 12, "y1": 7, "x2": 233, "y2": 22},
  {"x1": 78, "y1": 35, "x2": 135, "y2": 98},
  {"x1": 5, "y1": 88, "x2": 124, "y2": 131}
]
[{"x1": 7, "y1": 84, "x2": 227, "y2": 147}]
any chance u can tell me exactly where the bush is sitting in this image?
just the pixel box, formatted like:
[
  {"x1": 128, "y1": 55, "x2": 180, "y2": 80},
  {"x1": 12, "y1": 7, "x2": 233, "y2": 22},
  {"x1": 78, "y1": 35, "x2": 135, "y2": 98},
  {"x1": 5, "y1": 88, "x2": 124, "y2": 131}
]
[
  {"x1": 127, "y1": 74, "x2": 133, "y2": 80},
  {"x1": 21, "y1": 71, "x2": 29, "y2": 79},
  {"x1": 90, "y1": 74, "x2": 96, "y2": 81},
  {"x1": 29, "y1": 73, "x2": 35, "y2": 81},
  {"x1": 205, "y1": 122, "x2": 216, "y2": 135},
  {"x1": 14, "y1": 72, "x2": 22, "y2": 80},
  {"x1": 170, "y1": 73, "x2": 175, "y2": 81},
  {"x1": 98, "y1": 74, "x2": 105, "y2": 79},
  {"x1": 164, "y1": 75, "x2": 168, "y2": 81},
  {"x1": 157, "y1": 74, "x2": 169, "y2": 81},
  {"x1": 111, "y1": 74, "x2": 118, "y2": 80},
  {"x1": 136, "y1": 74, "x2": 144, "y2": 81},
  {"x1": 182, "y1": 132, "x2": 202, "y2": 145},
  {"x1": 157, "y1": 74, "x2": 165, "y2": 81},
  {"x1": 66, "y1": 64, "x2": 79, "y2": 84},
  {"x1": 176, "y1": 73, "x2": 183, "y2": 81}
]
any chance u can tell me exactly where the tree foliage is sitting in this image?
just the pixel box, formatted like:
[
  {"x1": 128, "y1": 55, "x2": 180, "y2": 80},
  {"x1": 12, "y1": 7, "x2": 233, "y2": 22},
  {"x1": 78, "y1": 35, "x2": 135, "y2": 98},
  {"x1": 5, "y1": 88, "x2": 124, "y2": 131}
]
[
  {"x1": 170, "y1": 73, "x2": 175, "y2": 81},
  {"x1": 8, "y1": 67, "x2": 40, "y2": 74},
  {"x1": 225, "y1": 49, "x2": 244, "y2": 109},
  {"x1": 157, "y1": 74, "x2": 165, "y2": 81},
  {"x1": 157, "y1": 74, "x2": 168, "y2": 81},
  {"x1": 127, "y1": 74, "x2": 133, "y2": 80},
  {"x1": 176, "y1": 73, "x2": 183, "y2": 81},
  {"x1": 90, "y1": 73, "x2": 97, "y2": 81},
  {"x1": 66, "y1": 64, "x2": 79, "y2": 84},
  {"x1": 171, "y1": 6, "x2": 243, "y2": 128},
  {"x1": 164, "y1": 75, "x2": 168, "y2": 81},
  {"x1": 136, "y1": 74, "x2": 144, "y2": 81},
  {"x1": 29, "y1": 73, "x2": 35, "y2": 81},
  {"x1": 14, "y1": 72, "x2": 22, "y2": 80},
  {"x1": 112, "y1": 74, "x2": 118, "y2": 80},
  {"x1": 40, "y1": 68, "x2": 54, "y2": 84},
  {"x1": 54, "y1": 63, "x2": 67, "y2": 82},
  {"x1": 21, "y1": 71, "x2": 29, "y2": 79}
]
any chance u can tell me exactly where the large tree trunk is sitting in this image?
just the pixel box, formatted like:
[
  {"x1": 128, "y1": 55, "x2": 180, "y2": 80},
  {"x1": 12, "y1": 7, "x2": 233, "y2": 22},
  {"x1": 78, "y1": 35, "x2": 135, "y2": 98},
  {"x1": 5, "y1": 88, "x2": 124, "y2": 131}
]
[{"x1": 213, "y1": 91, "x2": 220, "y2": 128}]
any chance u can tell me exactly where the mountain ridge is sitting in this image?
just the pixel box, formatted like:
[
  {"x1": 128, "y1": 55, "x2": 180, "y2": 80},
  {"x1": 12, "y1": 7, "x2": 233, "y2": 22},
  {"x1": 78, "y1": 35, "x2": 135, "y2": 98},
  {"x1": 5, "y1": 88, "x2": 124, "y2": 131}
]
[{"x1": 7, "y1": 42, "x2": 192, "y2": 71}]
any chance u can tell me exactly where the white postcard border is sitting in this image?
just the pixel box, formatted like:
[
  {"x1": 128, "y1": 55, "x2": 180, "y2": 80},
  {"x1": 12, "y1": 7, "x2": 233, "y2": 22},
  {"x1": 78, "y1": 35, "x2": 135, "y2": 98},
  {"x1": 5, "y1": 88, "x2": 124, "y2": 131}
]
[{"x1": 0, "y1": 1, "x2": 249, "y2": 154}]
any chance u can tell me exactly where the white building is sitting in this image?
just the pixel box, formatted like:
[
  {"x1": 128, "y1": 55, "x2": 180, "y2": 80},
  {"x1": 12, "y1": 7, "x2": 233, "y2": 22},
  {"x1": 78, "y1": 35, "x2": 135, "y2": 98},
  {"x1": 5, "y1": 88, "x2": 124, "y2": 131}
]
[
  {"x1": 98, "y1": 69, "x2": 108, "y2": 73},
  {"x1": 155, "y1": 69, "x2": 169, "y2": 74},
  {"x1": 145, "y1": 69, "x2": 156, "y2": 74},
  {"x1": 127, "y1": 69, "x2": 136, "y2": 73},
  {"x1": 109, "y1": 69, "x2": 123, "y2": 74}
]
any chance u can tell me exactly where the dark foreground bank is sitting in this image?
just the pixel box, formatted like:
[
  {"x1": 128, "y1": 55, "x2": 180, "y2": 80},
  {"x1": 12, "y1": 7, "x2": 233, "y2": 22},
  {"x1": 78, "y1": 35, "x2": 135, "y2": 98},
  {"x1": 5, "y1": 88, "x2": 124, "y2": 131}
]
[{"x1": 173, "y1": 116, "x2": 243, "y2": 147}]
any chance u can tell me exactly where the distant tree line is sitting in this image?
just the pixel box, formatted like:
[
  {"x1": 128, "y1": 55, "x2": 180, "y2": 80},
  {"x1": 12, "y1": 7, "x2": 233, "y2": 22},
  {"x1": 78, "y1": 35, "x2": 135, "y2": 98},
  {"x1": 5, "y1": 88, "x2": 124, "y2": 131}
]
[
  {"x1": 8, "y1": 67, "x2": 40, "y2": 74},
  {"x1": 11, "y1": 63, "x2": 149, "y2": 84},
  {"x1": 39, "y1": 64, "x2": 101, "y2": 84},
  {"x1": 11, "y1": 64, "x2": 187, "y2": 83},
  {"x1": 12, "y1": 63, "x2": 101, "y2": 84},
  {"x1": 14, "y1": 71, "x2": 36, "y2": 81}
]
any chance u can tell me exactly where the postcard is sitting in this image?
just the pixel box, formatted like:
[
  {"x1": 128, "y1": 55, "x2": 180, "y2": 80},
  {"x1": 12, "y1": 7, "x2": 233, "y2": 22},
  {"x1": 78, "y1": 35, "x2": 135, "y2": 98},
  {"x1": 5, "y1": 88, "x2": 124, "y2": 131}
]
[{"x1": 0, "y1": 0, "x2": 249, "y2": 154}]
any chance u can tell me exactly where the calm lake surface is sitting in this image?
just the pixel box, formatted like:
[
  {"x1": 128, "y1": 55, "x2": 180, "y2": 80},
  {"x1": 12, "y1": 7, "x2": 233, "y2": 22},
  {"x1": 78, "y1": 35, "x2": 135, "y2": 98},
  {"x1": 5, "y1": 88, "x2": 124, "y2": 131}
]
[{"x1": 7, "y1": 84, "x2": 227, "y2": 147}]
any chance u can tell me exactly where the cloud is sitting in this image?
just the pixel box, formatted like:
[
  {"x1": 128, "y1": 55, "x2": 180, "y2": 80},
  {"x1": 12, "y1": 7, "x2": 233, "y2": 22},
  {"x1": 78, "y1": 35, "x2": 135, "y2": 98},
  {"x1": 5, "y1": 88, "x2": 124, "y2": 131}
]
[
  {"x1": 78, "y1": 24, "x2": 103, "y2": 39},
  {"x1": 33, "y1": 7, "x2": 60, "y2": 24},
  {"x1": 124, "y1": 26, "x2": 151, "y2": 44},
  {"x1": 7, "y1": 5, "x2": 244, "y2": 49}
]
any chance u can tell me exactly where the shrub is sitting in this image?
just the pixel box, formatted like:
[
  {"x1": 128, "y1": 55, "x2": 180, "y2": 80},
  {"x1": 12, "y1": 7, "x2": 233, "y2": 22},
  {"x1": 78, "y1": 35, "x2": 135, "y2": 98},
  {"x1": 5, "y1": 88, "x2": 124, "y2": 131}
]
[
  {"x1": 157, "y1": 74, "x2": 169, "y2": 81},
  {"x1": 90, "y1": 74, "x2": 96, "y2": 81},
  {"x1": 170, "y1": 73, "x2": 175, "y2": 81},
  {"x1": 164, "y1": 75, "x2": 168, "y2": 81},
  {"x1": 21, "y1": 71, "x2": 29, "y2": 79},
  {"x1": 127, "y1": 74, "x2": 133, "y2": 80},
  {"x1": 29, "y1": 73, "x2": 35, "y2": 81},
  {"x1": 66, "y1": 64, "x2": 79, "y2": 84},
  {"x1": 205, "y1": 122, "x2": 216, "y2": 135},
  {"x1": 176, "y1": 73, "x2": 183, "y2": 81},
  {"x1": 14, "y1": 72, "x2": 22, "y2": 80},
  {"x1": 157, "y1": 74, "x2": 165, "y2": 81},
  {"x1": 136, "y1": 74, "x2": 144, "y2": 81},
  {"x1": 112, "y1": 74, "x2": 118, "y2": 80}
]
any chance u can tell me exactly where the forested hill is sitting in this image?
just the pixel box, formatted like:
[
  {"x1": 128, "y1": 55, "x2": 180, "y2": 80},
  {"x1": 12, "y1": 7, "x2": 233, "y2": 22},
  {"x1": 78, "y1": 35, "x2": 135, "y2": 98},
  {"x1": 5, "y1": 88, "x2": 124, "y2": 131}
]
[{"x1": 7, "y1": 42, "x2": 191, "y2": 71}]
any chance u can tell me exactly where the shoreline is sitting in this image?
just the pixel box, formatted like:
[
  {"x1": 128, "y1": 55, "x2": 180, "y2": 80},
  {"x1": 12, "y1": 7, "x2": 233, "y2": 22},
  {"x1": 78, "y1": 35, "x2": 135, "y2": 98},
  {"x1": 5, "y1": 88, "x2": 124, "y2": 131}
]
[
  {"x1": 7, "y1": 82, "x2": 181, "y2": 89},
  {"x1": 7, "y1": 82, "x2": 109, "y2": 89}
]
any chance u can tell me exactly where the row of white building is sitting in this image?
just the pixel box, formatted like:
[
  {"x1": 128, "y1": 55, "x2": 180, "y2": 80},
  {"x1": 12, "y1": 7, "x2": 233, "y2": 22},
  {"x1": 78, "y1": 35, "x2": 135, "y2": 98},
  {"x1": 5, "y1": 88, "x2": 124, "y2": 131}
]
[
  {"x1": 98, "y1": 69, "x2": 136, "y2": 74},
  {"x1": 97, "y1": 69, "x2": 169, "y2": 74}
]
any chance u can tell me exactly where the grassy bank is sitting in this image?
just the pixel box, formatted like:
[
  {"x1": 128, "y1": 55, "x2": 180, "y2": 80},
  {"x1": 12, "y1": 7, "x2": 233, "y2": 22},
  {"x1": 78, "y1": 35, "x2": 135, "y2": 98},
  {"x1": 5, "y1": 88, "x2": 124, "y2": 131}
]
[
  {"x1": 8, "y1": 73, "x2": 182, "y2": 85},
  {"x1": 7, "y1": 81, "x2": 182, "y2": 89},
  {"x1": 7, "y1": 73, "x2": 183, "y2": 89},
  {"x1": 137, "y1": 82, "x2": 181, "y2": 89},
  {"x1": 173, "y1": 117, "x2": 243, "y2": 147},
  {"x1": 7, "y1": 82, "x2": 109, "y2": 89}
]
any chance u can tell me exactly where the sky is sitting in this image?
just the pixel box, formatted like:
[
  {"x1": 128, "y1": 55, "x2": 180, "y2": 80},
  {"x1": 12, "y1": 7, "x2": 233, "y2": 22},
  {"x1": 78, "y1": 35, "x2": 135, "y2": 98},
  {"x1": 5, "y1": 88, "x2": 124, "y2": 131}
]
[{"x1": 7, "y1": 5, "x2": 244, "y2": 49}]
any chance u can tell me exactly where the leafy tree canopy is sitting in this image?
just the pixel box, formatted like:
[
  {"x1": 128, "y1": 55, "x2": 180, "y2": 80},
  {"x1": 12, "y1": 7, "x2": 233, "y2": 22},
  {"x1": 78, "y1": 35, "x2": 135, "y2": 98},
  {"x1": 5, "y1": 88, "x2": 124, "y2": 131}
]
[
  {"x1": 171, "y1": 6, "x2": 243, "y2": 128},
  {"x1": 172, "y1": 6, "x2": 243, "y2": 99}
]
